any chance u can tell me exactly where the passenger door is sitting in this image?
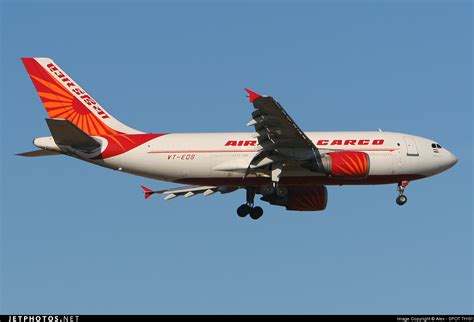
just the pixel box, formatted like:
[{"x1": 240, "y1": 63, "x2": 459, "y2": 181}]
[{"x1": 403, "y1": 136, "x2": 419, "y2": 156}]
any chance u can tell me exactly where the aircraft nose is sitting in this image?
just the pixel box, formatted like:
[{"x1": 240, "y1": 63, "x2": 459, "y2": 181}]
[{"x1": 445, "y1": 150, "x2": 458, "y2": 169}]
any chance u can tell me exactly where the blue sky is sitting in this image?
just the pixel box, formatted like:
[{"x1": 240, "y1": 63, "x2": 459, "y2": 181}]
[{"x1": 1, "y1": 0, "x2": 472, "y2": 314}]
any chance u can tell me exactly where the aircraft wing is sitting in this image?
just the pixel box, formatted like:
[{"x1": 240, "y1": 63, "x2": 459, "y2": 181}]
[
  {"x1": 244, "y1": 88, "x2": 323, "y2": 172},
  {"x1": 140, "y1": 185, "x2": 237, "y2": 200}
]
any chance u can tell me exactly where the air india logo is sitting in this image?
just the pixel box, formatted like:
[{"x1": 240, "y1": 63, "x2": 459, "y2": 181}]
[{"x1": 46, "y1": 63, "x2": 110, "y2": 120}]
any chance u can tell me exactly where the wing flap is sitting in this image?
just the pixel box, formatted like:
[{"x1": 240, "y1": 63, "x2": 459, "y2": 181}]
[
  {"x1": 158, "y1": 185, "x2": 218, "y2": 195},
  {"x1": 244, "y1": 88, "x2": 325, "y2": 173},
  {"x1": 140, "y1": 185, "x2": 237, "y2": 200}
]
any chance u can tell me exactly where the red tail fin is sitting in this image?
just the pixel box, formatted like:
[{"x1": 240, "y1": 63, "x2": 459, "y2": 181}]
[{"x1": 21, "y1": 57, "x2": 142, "y2": 136}]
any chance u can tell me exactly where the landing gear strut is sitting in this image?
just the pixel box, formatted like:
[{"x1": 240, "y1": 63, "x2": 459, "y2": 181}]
[
  {"x1": 237, "y1": 188, "x2": 264, "y2": 220},
  {"x1": 396, "y1": 181, "x2": 409, "y2": 206}
]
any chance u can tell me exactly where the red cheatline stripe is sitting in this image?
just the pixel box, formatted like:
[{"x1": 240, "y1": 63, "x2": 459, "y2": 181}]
[
  {"x1": 149, "y1": 148, "x2": 398, "y2": 154},
  {"x1": 329, "y1": 148, "x2": 399, "y2": 152},
  {"x1": 148, "y1": 149, "x2": 259, "y2": 154}
]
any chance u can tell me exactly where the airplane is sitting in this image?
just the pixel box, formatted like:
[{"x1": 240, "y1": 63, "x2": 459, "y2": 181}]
[{"x1": 18, "y1": 57, "x2": 458, "y2": 220}]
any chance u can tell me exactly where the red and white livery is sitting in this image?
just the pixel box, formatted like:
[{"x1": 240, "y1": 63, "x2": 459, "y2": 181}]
[{"x1": 19, "y1": 58, "x2": 458, "y2": 219}]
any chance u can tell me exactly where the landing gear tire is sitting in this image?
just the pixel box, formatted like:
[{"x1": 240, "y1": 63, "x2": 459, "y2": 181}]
[
  {"x1": 250, "y1": 206, "x2": 264, "y2": 220},
  {"x1": 396, "y1": 181, "x2": 409, "y2": 206},
  {"x1": 275, "y1": 186, "x2": 288, "y2": 198},
  {"x1": 261, "y1": 184, "x2": 275, "y2": 196},
  {"x1": 396, "y1": 195, "x2": 407, "y2": 206},
  {"x1": 237, "y1": 204, "x2": 252, "y2": 217},
  {"x1": 238, "y1": 188, "x2": 264, "y2": 220}
]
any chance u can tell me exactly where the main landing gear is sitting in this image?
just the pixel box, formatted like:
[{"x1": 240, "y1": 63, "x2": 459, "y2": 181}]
[
  {"x1": 396, "y1": 181, "x2": 409, "y2": 206},
  {"x1": 237, "y1": 188, "x2": 264, "y2": 220}
]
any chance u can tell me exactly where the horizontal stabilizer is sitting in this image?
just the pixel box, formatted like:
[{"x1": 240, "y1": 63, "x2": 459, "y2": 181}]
[
  {"x1": 46, "y1": 118, "x2": 101, "y2": 152},
  {"x1": 17, "y1": 149, "x2": 61, "y2": 157}
]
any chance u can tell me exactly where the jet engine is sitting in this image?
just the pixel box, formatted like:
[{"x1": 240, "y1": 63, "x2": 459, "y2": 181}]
[
  {"x1": 261, "y1": 186, "x2": 328, "y2": 211},
  {"x1": 321, "y1": 151, "x2": 370, "y2": 179}
]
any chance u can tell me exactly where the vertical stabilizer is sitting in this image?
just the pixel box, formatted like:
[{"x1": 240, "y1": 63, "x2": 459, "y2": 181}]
[{"x1": 21, "y1": 57, "x2": 143, "y2": 136}]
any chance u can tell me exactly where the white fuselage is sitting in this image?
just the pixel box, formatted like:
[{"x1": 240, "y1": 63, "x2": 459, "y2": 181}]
[{"x1": 90, "y1": 131, "x2": 457, "y2": 187}]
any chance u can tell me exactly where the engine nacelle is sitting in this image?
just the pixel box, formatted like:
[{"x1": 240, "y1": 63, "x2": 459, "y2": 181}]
[
  {"x1": 261, "y1": 186, "x2": 328, "y2": 211},
  {"x1": 321, "y1": 151, "x2": 370, "y2": 179}
]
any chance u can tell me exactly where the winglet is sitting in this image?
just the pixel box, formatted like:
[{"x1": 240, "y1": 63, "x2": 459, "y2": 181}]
[
  {"x1": 244, "y1": 88, "x2": 262, "y2": 103},
  {"x1": 140, "y1": 185, "x2": 154, "y2": 199}
]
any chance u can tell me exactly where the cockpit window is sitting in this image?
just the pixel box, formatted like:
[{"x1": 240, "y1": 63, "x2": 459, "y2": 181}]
[
  {"x1": 431, "y1": 143, "x2": 436, "y2": 148},
  {"x1": 436, "y1": 144, "x2": 442, "y2": 149}
]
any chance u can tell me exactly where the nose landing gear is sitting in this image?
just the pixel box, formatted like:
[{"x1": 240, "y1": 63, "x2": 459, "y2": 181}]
[
  {"x1": 396, "y1": 181, "x2": 409, "y2": 206},
  {"x1": 237, "y1": 188, "x2": 264, "y2": 220},
  {"x1": 396, "y1": 194, "x2": 407, "y2": 206}
]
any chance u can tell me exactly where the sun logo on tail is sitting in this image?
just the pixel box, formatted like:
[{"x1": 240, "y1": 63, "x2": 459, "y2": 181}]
[{"x1": 22, "y1": 58, "x2": 120, "y2": 137}]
